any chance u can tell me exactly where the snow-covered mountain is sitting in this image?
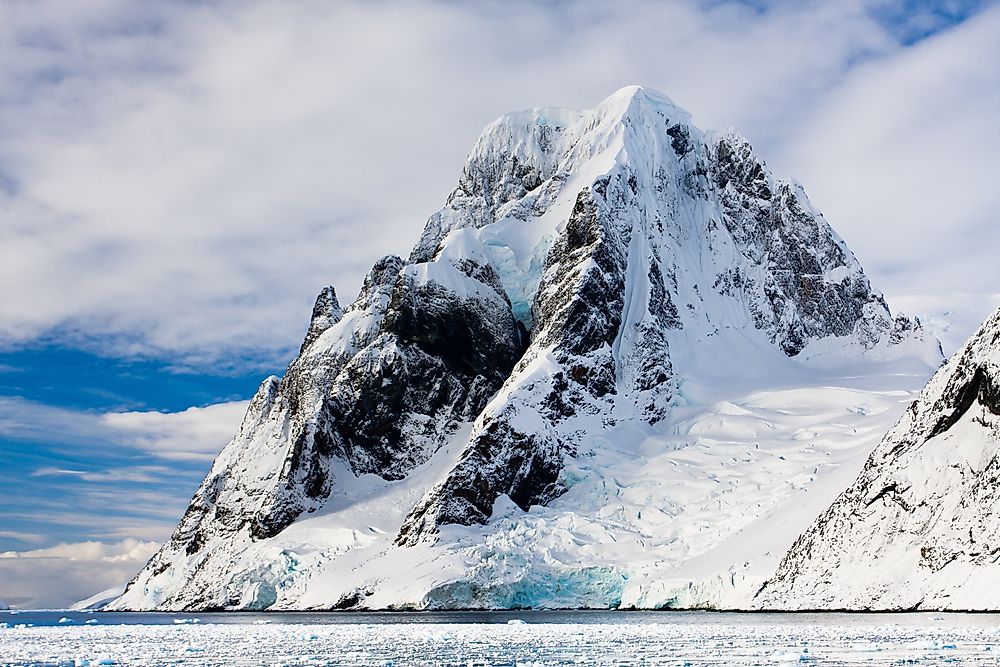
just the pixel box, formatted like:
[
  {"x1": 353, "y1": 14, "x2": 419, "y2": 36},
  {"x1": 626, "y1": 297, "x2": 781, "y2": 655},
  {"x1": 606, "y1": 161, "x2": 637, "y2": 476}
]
[
  {"x1": 112, "y1": 86, "x2": 940, "y2": 611},
  {"x1": 757, "y1": 307, "x2": 1000, "y2": 611}
]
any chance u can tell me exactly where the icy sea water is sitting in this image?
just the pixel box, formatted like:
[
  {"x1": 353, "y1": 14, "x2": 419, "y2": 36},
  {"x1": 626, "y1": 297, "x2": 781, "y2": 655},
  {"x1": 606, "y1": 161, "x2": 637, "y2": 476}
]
[{"x1": 3, "y1": 610, "x2": 1000, "y2": 666}]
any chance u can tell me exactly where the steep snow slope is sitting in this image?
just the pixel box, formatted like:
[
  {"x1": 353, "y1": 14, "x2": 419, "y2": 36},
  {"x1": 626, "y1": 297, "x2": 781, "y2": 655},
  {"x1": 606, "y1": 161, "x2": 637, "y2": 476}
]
[
  {"x1": 757, "y1": 308, "x2": 1000, "y2": 611},
  {"x1": 112, "y1": 86, "x2": 939, "y2": 611}
]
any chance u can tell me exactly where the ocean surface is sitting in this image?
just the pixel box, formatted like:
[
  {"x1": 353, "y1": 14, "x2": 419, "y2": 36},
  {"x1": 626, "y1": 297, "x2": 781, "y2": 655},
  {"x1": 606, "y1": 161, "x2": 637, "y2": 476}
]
[{"x1": 3, "y1": 610, "x2": 1000, "y2": 665}]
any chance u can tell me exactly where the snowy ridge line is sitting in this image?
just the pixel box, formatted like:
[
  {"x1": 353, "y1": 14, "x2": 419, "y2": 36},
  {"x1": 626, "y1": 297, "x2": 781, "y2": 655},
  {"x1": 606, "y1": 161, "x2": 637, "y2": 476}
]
[{"x1": 111, "y1": 85, "x2": 940, "y2": 612}]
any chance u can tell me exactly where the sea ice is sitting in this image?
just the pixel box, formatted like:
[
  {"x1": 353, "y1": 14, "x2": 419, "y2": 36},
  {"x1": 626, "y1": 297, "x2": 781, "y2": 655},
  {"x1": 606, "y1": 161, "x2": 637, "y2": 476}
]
[{"x1": 2, "y1": 612, "x2": 999, "y2": 666}]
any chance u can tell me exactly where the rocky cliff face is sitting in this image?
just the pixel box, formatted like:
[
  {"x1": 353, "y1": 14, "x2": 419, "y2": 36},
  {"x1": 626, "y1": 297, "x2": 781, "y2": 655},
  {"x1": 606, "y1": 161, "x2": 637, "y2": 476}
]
[
  {"x1": 757, "y1": 308, "x2": 1000, "y2": 611},
  {"x1": 112, "y1": 86, "x2": 938, "y2": 611}
]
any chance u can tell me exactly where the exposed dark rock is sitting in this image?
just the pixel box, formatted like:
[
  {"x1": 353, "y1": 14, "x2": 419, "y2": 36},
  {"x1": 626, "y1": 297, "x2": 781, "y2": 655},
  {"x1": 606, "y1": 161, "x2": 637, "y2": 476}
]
[{"x1": 300, "y1": 286, "x2": 342, "y2": 353}]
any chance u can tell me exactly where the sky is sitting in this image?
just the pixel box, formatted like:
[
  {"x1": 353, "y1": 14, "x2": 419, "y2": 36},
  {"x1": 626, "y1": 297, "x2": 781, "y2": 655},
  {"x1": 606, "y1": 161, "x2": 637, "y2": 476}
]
[{"x1": 0, "y1": 0, "x2": 998, "y2": 608}]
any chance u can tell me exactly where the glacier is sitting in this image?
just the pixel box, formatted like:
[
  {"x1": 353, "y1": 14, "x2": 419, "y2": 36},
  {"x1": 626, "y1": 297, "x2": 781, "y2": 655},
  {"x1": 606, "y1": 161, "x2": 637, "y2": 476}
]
[{"x1": 111, "y1": 86, "x2": 942, "y2": 612}]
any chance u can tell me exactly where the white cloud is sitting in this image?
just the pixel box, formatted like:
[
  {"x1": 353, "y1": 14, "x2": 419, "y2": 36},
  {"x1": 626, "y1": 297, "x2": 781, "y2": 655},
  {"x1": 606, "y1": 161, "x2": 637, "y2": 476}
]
[
  {"x1": 2, "y1": 0, "x2": 992, "y2": 366},
  {"x1": 0, "y1": 394, "x2": 232, "y2": 607},
  {"x1": 0, "y1": 531, "x2": 44, "y2": 544},
  {"x1": 0, "y1": 538, "x2": 157, "y2": 563},
  {"x1": 0, "y1": 398, "x2": 109, "y2": 445},
  {"x1": 0, "y1": 538, "x2": 157, "y2": 609},
  {"x1": 0, "y1": 397, "x2": 241, "y2": 589},
  {"x1": 0, "y1": 396, "x2": 247, "y2": 460},
  {"x1": 6, "y1": 505, "x2": 178, "y2": 544},
  {"x1": 101, "y1": 401, "x2": 248, "y2": 461},
  {"x1": 30, "y1": 465, "x2": 172, "y2": 483}
]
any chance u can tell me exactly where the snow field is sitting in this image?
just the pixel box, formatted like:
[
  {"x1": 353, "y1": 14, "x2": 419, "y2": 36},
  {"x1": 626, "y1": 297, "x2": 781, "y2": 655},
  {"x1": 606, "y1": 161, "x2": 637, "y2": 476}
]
[{"x1": 428, "y1": 353, "x2": 933, "y2": 610}]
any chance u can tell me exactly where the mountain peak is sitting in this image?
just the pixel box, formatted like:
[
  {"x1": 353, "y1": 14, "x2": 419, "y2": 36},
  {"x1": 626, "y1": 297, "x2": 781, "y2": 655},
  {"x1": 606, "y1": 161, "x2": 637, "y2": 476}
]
[
  {"x1": 113, "y1": 87, "x2": 940, "y2": 613},
  {"x1": 597, "y1": 84, "x2": 690, "y2": 119}
]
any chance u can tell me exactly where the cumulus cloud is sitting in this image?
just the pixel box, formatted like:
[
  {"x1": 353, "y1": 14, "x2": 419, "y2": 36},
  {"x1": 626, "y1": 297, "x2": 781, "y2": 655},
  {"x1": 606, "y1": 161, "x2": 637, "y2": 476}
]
[
  {"x1": 1, "y1": 0, "x2": 993, "y2": 366},
  {"x1": 101, "y1": 401, "x2": 248, "y2": 460},
  {"x1": 0, "y1": 538, "x2": 158, "y2": 563},
  {"x1": 0, "y1": 538, "x2": 157, "y2": 609},
  {"x1": 0, "y1": 396, "x2": 247, "y2": 460}
]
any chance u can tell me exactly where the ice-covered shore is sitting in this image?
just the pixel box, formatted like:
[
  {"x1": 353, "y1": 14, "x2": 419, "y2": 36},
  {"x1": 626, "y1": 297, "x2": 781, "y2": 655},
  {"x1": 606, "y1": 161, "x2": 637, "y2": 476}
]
[{"x1": 3, "y1": 611, "x2": 1000, "y2": 665}]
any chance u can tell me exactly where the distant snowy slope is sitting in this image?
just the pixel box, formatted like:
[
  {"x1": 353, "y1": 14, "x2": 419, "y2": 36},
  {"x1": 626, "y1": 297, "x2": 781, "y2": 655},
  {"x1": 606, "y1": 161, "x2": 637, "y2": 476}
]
[
  {"x1": 112, "y1": 86, "x2": 940, "y2": 612},
  {"x1": 758, "y1": 307, "x2": 1000, "y2": 610},
  {"x1": 71, "y1": 586, "x2": 124, "y2": 611}
]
